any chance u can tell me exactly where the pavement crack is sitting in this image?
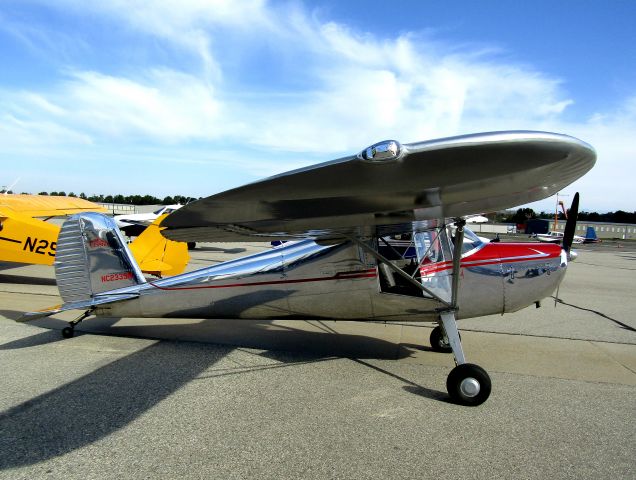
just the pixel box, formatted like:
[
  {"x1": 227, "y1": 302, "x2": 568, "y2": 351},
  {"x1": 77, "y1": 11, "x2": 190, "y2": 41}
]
[
  {"x1": 575, "y1": 261, "x2": 636, "y2": 271},
  {"x1": 589, "y1": 341, "x2": 636, "y2": 376},
  {"x1": 551, "y1": 296, "x2": 636, "y2": 333}
]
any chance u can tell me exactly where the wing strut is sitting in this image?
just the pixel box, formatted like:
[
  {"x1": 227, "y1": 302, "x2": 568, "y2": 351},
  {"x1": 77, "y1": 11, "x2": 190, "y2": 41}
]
[
  {"x1": 450, "y1": 219, "x2": 465, "y2": 308},
  {"x1": 346, "y1": 235, "x2": 453, "y2": 308}
]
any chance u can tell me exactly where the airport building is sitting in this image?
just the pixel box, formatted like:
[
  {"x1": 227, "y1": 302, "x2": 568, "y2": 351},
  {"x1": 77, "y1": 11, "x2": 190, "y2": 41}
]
[{"x1": 543, "y1": 219, "x2": 636, "y2": 240}]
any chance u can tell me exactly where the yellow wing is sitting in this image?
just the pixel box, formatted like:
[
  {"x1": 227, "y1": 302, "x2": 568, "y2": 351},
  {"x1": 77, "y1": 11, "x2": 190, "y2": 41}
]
[{"x1": 0, "y1": 194, "x2": 107, "y2": 217}]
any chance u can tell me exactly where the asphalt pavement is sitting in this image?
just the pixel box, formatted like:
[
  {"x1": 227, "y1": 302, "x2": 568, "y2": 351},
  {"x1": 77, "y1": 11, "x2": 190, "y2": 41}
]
[{"x1": 0, "y1": 243, "x2": 634, "y2": 479}]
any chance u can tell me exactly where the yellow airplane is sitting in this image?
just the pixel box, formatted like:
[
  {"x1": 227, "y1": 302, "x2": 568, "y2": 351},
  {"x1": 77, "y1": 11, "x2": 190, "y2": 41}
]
[{"x1": 0, "y1": 194, "x2": 188, "y2": 276}]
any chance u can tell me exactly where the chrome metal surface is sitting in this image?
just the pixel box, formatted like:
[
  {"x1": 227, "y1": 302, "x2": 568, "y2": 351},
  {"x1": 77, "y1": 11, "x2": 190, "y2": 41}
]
[
  {"x1": 450, "y1": 220, "x2": 465, "y2": 308},
  {"x1": 55, "y1": 216, "x2": 92, "y2": 303},
  {"x1": 102, "y1": 239, "x2": 385, "y2": 320},
  {"x1": 460, "y1": 378, "x2": 481, "y2": 398},
  {"x1": 38, "y1": 212, "x2": 572, "y2": 327},
  {"x1": 359, "y1": 140, "x2": 401, "y2": 162},
  {"x1": 440, "y1": 311, "x2": 466, "y2": 365},
  {"x1": 91, "y1": 222, "x2": 570, "y2": 324},
  {"x1": 161, "y1": 131, "x2": 596, "y2": 243},
  {"x1": 55, "y1": 213, "x2": 145, "y2": 303}
]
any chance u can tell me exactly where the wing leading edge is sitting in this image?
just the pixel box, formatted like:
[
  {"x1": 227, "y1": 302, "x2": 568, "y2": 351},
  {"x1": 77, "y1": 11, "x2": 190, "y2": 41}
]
[
  {"x1": 161, "y1": 131, "x2": 596, "y2": 242},
  {"x1": 0, "y1": 194, "x2": 107, "y2": 217}
]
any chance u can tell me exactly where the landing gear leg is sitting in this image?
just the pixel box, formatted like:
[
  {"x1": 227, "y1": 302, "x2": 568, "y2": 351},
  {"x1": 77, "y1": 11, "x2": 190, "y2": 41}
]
[
  {"x1": 61, "y1": 310, "x2": 91, "y2": 339},
  {"x1": 430, "y1": 324, "x2": 462, "y2": 353},
  {"x1": 439, "y1": 311, "x2": 491, "y2": 406}
]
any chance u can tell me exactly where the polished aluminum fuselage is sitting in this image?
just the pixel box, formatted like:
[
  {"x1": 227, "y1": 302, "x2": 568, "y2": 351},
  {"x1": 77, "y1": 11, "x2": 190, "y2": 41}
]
[{"x1": 97, "y1": 237, "x2": 567, "y2": 322}]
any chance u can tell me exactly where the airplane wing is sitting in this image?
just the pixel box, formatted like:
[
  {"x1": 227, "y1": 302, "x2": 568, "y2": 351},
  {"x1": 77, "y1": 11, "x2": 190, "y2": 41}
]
[
  {"x1": 160, "y1": 131, "x2": 596, "y2": 242},
  {"x1": 0, "y1": 194, "x2": 107, "y2": 217}
]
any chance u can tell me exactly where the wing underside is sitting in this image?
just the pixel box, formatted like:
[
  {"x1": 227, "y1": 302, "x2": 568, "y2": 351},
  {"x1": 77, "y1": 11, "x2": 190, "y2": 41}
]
[{"x1": 161, "y1": 131, "x2": 596, "y2": 242}]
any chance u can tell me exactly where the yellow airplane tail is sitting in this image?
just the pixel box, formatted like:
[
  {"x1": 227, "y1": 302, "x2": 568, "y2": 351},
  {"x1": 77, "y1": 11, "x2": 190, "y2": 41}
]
[
  {"x1": 128, "y1": 214, "x2": 189, "y2": 277},
  {"x1": 0, "y1": 208, "x2": 188, "y2": 276}
]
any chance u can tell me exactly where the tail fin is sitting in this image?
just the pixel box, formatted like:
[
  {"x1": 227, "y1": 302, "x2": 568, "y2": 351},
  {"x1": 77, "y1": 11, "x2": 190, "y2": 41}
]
[
  {"x1": 128, "y1": 213, "x2": 189, "y2": 277},
  {"x1": 585, "y1": 226, "x2": 598, "y2": 242},
  {"x1": 20, "y1": 213, "x2": 144, "y2": 321},
  {"x1": 55, "y1": 212, "x2": 146, "y2": 303}
]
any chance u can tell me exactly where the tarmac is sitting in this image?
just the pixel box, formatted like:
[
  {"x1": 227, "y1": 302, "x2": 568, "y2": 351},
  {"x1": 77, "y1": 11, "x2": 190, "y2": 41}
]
[{"x1": 0, "y1": 242, "x2": 635, "y2": 479}]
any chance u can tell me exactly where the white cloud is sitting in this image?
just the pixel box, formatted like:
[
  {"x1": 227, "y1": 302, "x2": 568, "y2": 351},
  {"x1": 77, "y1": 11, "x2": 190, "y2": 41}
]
[
  {"x1": 66, "y1": 70, "x2": 226, "y2": 141},
  {"x1": 1, "y1": 1, "x2": 634, "y2": 210}
]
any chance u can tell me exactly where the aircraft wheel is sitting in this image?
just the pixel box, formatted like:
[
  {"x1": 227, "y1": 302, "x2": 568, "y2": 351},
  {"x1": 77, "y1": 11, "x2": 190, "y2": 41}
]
[
  {"x1": 61, "y1": 326, "x2": 75, "y2": 339},
  {"x1": 429, "y1": 326, "x2": 453, "y2": 353},
  {"x1": 187, "y1": 242, "x2": 196, "y2": 250},
  {"x1": 446, "y1": 363, "x2": 491, "y2": 406}
]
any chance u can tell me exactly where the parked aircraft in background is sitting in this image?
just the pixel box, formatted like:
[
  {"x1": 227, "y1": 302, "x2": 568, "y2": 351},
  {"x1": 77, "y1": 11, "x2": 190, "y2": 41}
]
[
  {"x1": 115, "y1": 204, "x2": 183, "y2": 237},
  {"x1": 21, "y1": 131, "x2": 596, "y2": 406},
  {"x1": 581, "y1": 226, "x2": 600, "y2": 243},
  {"x1": 535, "y1": 226, "x2": 599, "y2": 244},
  {"x1": 0, "y1": 195, "x2": 188, "y2": 276},
  {"x1": 535, "y1": 230, "x2": 584, "y2": 244}
]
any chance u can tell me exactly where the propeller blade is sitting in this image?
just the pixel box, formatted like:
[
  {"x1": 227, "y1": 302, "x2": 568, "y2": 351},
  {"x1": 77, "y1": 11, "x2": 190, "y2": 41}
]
[{"x1": 562, "y1": 192, "x2": 579, "y2": 252}]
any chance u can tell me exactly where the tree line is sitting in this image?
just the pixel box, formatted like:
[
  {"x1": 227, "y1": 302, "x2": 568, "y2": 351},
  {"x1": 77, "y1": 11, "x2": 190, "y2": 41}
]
[
  {"x1": 503, "y1": 208, "x2": 636, "y2": 224},
  {"x1": 3, "y1": 191, "x2": 197, "y2": 205},
  {"x1": 3, "y1": 190, "x2": 634, "y2": 223}
]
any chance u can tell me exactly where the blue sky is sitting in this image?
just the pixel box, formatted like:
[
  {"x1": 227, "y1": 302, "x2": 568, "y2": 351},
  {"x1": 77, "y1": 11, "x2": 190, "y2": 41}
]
[{"x1": 1, "y1": 0, "x2": 634, "y2": 213}]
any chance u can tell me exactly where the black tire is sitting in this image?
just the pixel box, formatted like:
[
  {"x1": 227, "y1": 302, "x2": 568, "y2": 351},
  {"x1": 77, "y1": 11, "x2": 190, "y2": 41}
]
[
  {"x1": 446, "y1": 363, "x2": 491, "y2": 406},
  {"x1": 429, "y1": 326, "x2": 453, "y2": 353},
  {"x1": 61, "y1": 326, "x2": 74, "y2": 339},
  {"x1": 187, "y1": 242, "x2": 196, "y2": 250}
]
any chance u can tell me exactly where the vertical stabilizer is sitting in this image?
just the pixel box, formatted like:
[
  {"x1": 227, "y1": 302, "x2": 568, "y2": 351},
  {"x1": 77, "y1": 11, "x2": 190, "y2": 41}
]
[{"x1": 55, "y1": 213, "x2": 146, "y2": 303}]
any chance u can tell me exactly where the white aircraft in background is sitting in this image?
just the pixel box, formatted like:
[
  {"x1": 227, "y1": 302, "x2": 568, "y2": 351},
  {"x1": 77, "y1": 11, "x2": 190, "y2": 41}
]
[
  {"x1": 114, "y1": 204, "x2": 183, "y2": 237},
  {"x1": 535, "y1": 231, "x2": 584, "y2": 244}
]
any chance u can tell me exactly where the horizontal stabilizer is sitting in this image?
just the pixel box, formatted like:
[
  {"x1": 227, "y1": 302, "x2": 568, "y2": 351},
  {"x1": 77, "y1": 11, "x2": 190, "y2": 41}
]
[{"x1": 18, "y1": 293, "x2": 139, "y2": 321}]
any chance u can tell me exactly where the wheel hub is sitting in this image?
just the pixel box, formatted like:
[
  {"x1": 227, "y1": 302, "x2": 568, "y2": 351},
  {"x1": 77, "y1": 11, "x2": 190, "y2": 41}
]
[{"x1": 460, "y1": 377, "x2": 480, "y2": 398}]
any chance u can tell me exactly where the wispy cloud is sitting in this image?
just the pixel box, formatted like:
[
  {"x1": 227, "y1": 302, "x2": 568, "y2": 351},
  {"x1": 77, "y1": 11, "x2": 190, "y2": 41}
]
[{"x1": 0, "y1": 1, "x2": 633, "y2": 210}]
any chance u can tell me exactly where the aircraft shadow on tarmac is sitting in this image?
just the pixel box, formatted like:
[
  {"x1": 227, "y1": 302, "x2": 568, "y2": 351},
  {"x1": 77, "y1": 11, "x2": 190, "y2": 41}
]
[
  {"x1": 0, "y1": 274, "x2": 57, "y2": 286},
  {"x1": 0, "y1": 317, "x2": 447, "y2": 468}
]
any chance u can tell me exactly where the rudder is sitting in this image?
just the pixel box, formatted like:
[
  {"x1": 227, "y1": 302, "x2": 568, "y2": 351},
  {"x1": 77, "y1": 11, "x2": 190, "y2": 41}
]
[{"x1": 55, "y1": 213, "x2": 146, "y2": 303}]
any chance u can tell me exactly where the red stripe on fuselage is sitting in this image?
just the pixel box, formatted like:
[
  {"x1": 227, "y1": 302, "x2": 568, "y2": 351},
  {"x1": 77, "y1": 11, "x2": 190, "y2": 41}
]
[
  {"x1": 420, "y1": 242, "x2": 562, "y2": 276},
  {"x1": 149, "y1": 269, "x2": 378, "y2": 291}
]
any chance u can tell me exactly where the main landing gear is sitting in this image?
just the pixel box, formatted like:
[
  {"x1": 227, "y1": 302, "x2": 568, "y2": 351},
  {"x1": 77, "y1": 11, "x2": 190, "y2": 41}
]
[
  {"x1": 60, "y1": 310, "x2": 92, "y2": 338},
  {"x1": 434, "y1": 311, "x2": 491, "y2": 406}
]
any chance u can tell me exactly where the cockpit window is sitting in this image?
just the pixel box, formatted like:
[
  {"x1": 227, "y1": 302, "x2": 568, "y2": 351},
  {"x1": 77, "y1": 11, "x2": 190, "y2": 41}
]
[
  {"x1": 461, "y1": 227, "x2": 484, "y2": 254},
  {"x1": 153, "y1": 207, "x2": 166, "y2": 215},
  {"x1": 447, "y1": 225, "x2": 485, "y2": 255}
]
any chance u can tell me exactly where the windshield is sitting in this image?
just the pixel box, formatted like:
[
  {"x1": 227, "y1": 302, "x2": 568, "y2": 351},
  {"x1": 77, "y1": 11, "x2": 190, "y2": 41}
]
[
  {"x1": 446, "y1": 225, "x2": 484, "y2": 255},
  {"x1": 461, "y1": 227, "x2": 484, "y2": 254}
]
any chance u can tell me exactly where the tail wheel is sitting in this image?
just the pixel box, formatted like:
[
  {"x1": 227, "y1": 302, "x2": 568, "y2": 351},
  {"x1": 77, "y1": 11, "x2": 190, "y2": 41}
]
[
  {"x1": 447, "y1": 363, "x2": 491, "y2": 406},
  {"x1": 61, "y1": 326, "x2": 75, "y2": 339}
]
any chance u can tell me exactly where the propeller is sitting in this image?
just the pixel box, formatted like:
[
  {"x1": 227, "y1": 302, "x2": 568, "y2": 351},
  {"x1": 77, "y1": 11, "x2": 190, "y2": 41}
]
[
  {"x1": 555, "y1": 192, "x2": 580, "y2": 308},
  {"x1": 562, "y1": 192, "x2": 579, "y2": 253}
]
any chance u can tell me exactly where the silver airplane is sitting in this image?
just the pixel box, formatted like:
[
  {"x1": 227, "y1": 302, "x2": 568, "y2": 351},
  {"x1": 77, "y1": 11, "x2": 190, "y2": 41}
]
[{"x1": 22, "y1": 131, "x2": 596, "y2": 406}]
